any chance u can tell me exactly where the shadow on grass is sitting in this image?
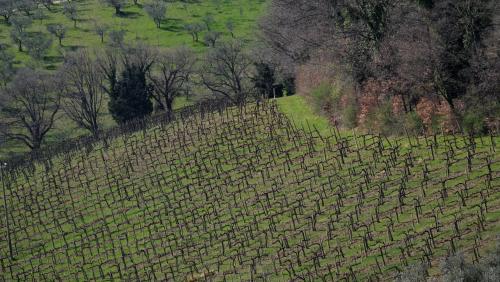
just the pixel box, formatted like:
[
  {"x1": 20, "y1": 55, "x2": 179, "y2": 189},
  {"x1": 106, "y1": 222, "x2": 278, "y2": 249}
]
[
  {"x1": 115, "y1": 11, "x2": 141, "y2": 19},
  {"x1": 160, "y1": 19, "x2": 185, "y2": 32}
]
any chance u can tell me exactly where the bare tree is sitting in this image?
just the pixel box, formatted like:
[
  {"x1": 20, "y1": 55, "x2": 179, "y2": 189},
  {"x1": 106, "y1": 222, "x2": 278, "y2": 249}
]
[
  {"x1": 60, "y1": 50, "x2": 104, "y2": 137},
  {"x1": 144, "y1": 0, "x2": 167, "y2": 29},
  {"x1": 148, "y1": 46, "x2": 195, "y2": 117},
  {"x1": 200, "y1": 40, "x2": 254, "y2": 104},
  {"x1": 0, "y1": 68, "x2": 61, "y2": 151}
]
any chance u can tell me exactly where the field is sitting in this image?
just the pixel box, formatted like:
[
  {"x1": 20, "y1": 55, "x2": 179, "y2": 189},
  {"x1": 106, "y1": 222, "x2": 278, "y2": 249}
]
[
  {"x1": 1, "y1": 0, "x2": 266, "y2": 67},
  {"x1": 1, "y1": 96, "x2": 499, "y2": 280},
  {"x1": 0, "y1": 0, "x2": 266, "y2": 159}
]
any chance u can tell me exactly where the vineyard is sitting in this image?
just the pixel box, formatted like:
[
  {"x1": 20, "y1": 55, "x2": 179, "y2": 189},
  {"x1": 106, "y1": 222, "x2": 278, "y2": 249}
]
[{"x1": 0, "y1": 101, "x2": 499, "y2": 281}]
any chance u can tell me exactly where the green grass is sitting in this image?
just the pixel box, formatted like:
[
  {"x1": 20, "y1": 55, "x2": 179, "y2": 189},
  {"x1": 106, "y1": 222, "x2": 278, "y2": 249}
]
[
  {"x1": 277, "y1": 95, "x2": 333, "y2": 136},
  {"x1": 1, "y1": 0, "x2": 267, "y2": 68}
]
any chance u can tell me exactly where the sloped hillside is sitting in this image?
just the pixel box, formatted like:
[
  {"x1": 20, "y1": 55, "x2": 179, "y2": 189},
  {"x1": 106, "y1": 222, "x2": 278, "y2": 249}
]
[{"x1": 0, "y1": 101, "x2": 499, "y2": 280}]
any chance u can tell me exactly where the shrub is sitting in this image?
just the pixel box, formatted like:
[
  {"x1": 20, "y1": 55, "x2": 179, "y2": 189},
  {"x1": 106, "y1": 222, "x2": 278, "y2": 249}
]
[
  {"x1": 395, "y1": 263, "x2": 428, "y2": 282},
  {"x1": 342, "y1": 95, "x2": 358, "y2": 129},
  {"x1": 404, "y1": 111, "x2": 424, "y2": 135}
]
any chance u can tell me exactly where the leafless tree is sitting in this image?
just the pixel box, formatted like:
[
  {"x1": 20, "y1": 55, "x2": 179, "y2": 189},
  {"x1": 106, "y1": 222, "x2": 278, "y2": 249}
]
[
  {"x1": 200, "y1": 40, "x2": 254, "y2": 104},
  {"x1": 0, "y1": 68, "x2": 61, "y2": 151},
  {"x1": 59, "y1": 50, "x2": 104, "y2": 138},
  {"x1": 149, "y1": 46, "x2": 195, "y2": 117}
]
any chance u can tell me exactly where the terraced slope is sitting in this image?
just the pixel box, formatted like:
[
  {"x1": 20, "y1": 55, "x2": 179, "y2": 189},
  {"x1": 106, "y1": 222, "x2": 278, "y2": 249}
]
[{"x1": 0, "y1": 101, "x2": 499, "y2": 280}]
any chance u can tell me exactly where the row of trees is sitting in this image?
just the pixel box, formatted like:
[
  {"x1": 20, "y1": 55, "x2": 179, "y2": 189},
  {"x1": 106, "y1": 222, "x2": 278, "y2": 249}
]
[
  {"x1": 0, "y1": 39, "x2": 289, "y2": 151},
  {"x1": 260, "y1": 0, "x2": 500, "y2": 134}
]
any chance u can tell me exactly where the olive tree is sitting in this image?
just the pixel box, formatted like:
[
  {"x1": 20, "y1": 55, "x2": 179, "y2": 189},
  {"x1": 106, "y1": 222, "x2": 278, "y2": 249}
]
[
  {"x1": 9, "y1": 16, "x2": 32, "y2": 52},
  {"x1": 0, "y1": 0, "x2": 16, "y2": 24},
  {"x1": 63, "y1": 2, "x2": 78, "y2": 28},
  {"x1": 144, "y1": 0, "x2": 167, "y2": 29},
  {"x1": 47, "y1": 24, "x2": 66, "y2": 46}
]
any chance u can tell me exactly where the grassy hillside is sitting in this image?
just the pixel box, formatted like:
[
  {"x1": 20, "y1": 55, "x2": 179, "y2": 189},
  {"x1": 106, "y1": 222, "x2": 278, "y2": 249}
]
[
  {"x1": 0, "y1": 0, "x2": 266, "y2": 159},
  {"x1": 1, "y1": 0, "x2": 266, "y2": 68},
  {"x1": 1, "y1": 97, "x2": 499, "y2": 280}
]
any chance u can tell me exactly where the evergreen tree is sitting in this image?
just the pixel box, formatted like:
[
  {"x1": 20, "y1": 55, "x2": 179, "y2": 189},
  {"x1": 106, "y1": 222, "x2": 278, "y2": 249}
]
[{"x1": 108, "y1": 65, "x2": 153, "y2": 123}]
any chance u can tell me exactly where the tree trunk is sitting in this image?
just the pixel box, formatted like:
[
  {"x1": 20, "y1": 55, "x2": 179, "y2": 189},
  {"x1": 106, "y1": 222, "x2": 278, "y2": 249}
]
[
  {"x1": 59, "y1": 37, "x2": 62, "y2": 46},
  {"x1": 115, "y1": 7, "x2": 121, "y2": 15},
  {"x1": 166, "y1": 98, "x2": 173, "y2": 119},
  {"x1": 18, "y1": 41, "x2": 22, "y2": 52}
]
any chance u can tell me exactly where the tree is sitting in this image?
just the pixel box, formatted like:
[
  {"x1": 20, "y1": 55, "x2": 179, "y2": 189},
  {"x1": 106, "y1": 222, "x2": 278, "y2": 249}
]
[
  {"x1": 108, "y1": 29, "x2": 126, "y2": 47},
  {"x1": 200, "y1": 40, "x2": 254, "y2": 104},
  {"x1": 0, "y1": 0, "x2": 16, "y2": 24},
  {"x1": 94, "y1": 21, "x2": 109, "y2": 43},
  {"x1": 9, "y1": 16, "x2": 32, "y2": 52},
  {"x1": 204, "y1": 31, "x2": 221, "y2": 47},
  {"x1": 426, "y1": 0, "x2": 494, "y2": 111},
  {"x1": 253, "y1": 62, "x2": 275, "y2": 98},
  {"x1": 102, "y1": 0, "x2": 127, "y2": 15},
  {"x1": 39, "y1": 0, "x2": 55, "y2": 12},
  {"x1": 148, "y1": 47, "x2": 195, "y2": 117},
  {"x1": 63, "y1": 2, "x2": 78, "y2": 28},
  {"x1": 98, "y1": 43, "x2": 156, "y2": 123},
  {"x1": 0, "y1": 46, "x2": 15, "y2": 87},
  {"x1": 184, "y1": 22, "x2": 204, "y2": 42},
  {"x1": 0, "y1": 68, "x2": 61, "y2": 151},
  {"x1": 25, "y1": 33, "x2": 52, "y2": 61},
  {"x1": 109, "y1": 65, "x2": 153, "y2": 123},
  {"x1": 226, "y1": 19, "x2": 235, "y2": 38},
  {"x1": 202, "y1": 13, "x2": 215, "y2": 31},
  {"x1": 47, "y1": 24, "x2": 66, "y2": 46},
  {"x1": 15, "y1": 0, "x2": 36, "y2": 16},
  {"x1": 144, "y1": 0, "x2": 167, "y2": 29},
  {"x1": 33, "y1": 8, "x2": 46, "y2": 24},
  {"x1": 60, "y1": 50, "x2": 104, "y2": 137}
]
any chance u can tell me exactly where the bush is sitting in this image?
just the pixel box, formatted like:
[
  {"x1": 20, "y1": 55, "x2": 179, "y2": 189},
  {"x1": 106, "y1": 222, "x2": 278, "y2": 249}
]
[
  {"x1": 395, "y1": 263, "x2": 428, "y2": 282},
  {"x1": 441, "y1": 252, "x2": 484, "y2": 282},
  {"x1": 462, "y1": 111, "x2": 487, "y2": 135},
  {"x1": 367, "y1": 101, "x2": 402, "y2": 136},
  {"x1": 404, "y1": 111, "x2": 424, "y2": 135},
  {"x1": 343, "y1": 95, "x2": 358, "y2": 129}
]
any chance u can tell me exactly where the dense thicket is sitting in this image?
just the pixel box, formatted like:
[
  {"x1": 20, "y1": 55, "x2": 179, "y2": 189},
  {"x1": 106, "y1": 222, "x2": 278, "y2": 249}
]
[{"x1": 260, "y1": 0, "x2": 500, "y2": 134}]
